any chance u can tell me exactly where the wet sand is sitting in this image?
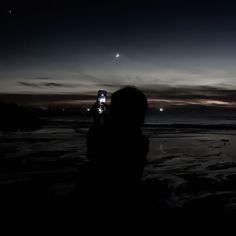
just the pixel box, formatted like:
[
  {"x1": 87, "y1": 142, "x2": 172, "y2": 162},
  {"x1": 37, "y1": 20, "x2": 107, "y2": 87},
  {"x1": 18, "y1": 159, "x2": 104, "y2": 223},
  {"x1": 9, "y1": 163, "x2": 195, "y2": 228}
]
[
  {"x1": 1, "y1": 117, "x2": 236, "y2": 213},
  {"x1": 143, "y1": 125, "x2": 236, "y2": 211}
]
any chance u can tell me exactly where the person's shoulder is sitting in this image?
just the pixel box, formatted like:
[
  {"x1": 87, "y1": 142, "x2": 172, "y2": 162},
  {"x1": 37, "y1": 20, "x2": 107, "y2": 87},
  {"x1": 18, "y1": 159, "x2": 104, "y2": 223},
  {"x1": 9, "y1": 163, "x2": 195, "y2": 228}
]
[{"x1": 136, "y1": 130, "x2": 149, "y2": 143}]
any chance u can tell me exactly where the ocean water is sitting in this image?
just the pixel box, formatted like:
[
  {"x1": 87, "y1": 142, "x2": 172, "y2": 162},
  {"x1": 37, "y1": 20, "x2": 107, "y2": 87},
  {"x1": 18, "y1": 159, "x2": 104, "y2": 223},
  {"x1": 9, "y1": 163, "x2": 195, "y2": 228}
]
[
  {"x1": 145, "y1": 112, "x2": 236, "y2": 126},
  {"x1": 46, "y1": 110, "x2": 236, "y2": 126}
]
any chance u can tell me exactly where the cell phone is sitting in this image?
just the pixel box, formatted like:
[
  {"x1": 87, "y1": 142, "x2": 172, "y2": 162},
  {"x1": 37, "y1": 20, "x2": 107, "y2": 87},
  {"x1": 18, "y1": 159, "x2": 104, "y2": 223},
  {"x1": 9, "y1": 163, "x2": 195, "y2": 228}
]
[
  {"x1": 96, "y1": 90, "x2": 107, "y2": 115},
  {"x1": 97, "y1": 90, "x2": 107, "y2": 105}
]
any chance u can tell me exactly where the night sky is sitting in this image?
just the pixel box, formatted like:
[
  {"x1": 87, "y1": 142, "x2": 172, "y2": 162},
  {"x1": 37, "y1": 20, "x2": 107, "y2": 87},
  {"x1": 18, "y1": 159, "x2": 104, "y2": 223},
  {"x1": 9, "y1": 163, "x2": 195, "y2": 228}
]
[{"x1": 1, "y1": 0, "x2": 236, "y2": 108}]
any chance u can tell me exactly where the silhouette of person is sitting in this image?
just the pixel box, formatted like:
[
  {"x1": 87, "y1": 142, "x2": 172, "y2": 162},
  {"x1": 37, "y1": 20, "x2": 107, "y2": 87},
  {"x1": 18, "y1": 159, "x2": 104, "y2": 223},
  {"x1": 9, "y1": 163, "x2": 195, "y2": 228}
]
[{"x1": 85, "y1": 86, "x2": 149, "y2": 208}]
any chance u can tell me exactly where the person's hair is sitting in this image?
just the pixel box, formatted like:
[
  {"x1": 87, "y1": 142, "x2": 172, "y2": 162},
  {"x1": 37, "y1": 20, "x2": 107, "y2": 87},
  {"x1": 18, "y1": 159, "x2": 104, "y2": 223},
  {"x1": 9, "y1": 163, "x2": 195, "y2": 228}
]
[{"x1": 110, "y1": 86, "x2": 148, "y2": 127}]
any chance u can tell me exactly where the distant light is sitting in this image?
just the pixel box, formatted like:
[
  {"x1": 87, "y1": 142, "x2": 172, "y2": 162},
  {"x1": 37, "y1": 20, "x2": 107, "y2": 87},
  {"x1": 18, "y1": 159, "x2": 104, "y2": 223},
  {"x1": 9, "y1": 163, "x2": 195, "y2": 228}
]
[
  {"x1": 8, "y1": 10, "x2": 12, "y2": 14},
  {"x1": 86, "y1": 108, "x2": 90, "y2": 112},
  {"x1": 115, "y1": 53, "x2": 120, "y2": 58},
  {"x1": 159, "y1": 108, "x2": 164, "y2": 112}
]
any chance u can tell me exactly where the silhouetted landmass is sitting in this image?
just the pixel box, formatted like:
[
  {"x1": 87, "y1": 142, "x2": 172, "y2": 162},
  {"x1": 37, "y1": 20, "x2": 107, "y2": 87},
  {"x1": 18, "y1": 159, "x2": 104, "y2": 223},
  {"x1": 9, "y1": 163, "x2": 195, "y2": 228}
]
[{"x1": 0, "y1": 100, "x2": 42, "y2": 131}]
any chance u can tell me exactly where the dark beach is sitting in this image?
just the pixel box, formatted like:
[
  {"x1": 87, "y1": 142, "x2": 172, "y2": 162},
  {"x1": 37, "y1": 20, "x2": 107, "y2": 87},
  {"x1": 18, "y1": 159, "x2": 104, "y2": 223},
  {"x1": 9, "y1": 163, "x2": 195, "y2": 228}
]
[{"x1": 2, "y1": 114, "x2": 236, "y2": 217}]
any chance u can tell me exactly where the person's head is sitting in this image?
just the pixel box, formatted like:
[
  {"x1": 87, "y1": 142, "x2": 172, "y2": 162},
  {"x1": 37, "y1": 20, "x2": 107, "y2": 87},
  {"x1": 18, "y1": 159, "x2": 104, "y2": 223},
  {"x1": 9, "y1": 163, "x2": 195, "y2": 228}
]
[{"x1": 109, "y1": 86, "x2": 148, "y2": 128}]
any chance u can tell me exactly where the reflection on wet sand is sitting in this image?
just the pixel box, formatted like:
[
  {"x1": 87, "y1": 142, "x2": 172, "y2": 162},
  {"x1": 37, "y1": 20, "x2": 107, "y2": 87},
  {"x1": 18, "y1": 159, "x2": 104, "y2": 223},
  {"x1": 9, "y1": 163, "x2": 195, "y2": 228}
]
[{"x1": 1, "y1": 118, "x2": 236, "y2": 212}]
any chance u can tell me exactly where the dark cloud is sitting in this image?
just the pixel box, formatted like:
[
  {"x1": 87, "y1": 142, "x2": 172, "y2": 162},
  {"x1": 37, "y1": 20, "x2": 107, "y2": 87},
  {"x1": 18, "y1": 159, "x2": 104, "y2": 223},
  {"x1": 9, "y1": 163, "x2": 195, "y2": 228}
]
[
  {"x1": 142, "y1": 85, "x2": 235, "y2": 99},
  {"x1": 4, "y1": 83, "x2": 236, "y2": 108},
  {"x1": 0, "y1": 93, "x2": 96, "y2": 107},
  {"x1": 142, "y1": 84, "x2": 235, "y2": 108},
  {"x1": 43, "y1": 82, "x2": 68, "y2": 87},
  {"x1": 18, "y1": 81, "x2": 79, "y2": 88},
  {"x1": 18, "y1": 82, "x2": 41, "y2": 88}
]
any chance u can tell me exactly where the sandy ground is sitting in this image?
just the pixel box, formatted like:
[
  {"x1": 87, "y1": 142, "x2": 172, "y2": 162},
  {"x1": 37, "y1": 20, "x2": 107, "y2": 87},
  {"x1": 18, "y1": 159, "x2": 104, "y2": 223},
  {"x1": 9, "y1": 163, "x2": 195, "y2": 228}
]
[
  {"x1": 143, "y1": 126, "x2": 236, "y2": 210},
  {"x1": 1, "y1": 118, "x2": 236, "y2": 211}
]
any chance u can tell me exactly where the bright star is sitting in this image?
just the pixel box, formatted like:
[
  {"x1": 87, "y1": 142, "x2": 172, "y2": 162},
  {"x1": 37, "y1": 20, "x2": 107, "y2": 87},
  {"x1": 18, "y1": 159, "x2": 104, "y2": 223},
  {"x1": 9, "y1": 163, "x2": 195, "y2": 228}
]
[{"x1": 115, "y1": 53, "x2": 120, "y2": 58}]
